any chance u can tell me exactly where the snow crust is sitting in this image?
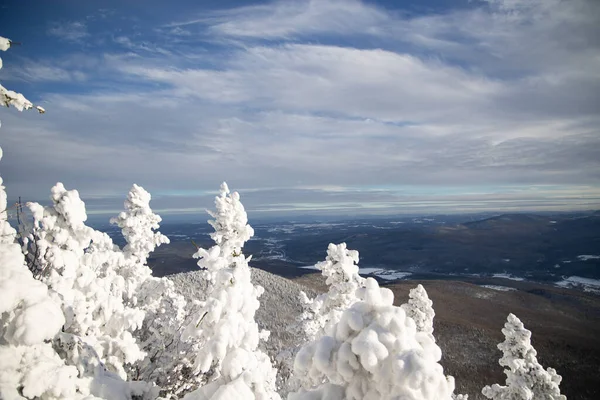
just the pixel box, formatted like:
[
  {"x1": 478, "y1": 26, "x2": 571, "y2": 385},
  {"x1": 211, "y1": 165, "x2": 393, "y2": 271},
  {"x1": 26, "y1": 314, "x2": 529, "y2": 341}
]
[{"x1": 0, "y1": 158, "x2": 84, "y2": 399}]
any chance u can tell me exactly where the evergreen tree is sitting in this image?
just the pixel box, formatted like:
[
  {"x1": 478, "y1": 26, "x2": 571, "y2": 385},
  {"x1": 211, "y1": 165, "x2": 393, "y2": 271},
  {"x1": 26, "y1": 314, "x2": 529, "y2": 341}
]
[
  {"x1": 482, "y1": 313, "x2": 566, "y2": 400},
  {"x1": 181, "y1": 183, "x2": 280, "y2": 400}
]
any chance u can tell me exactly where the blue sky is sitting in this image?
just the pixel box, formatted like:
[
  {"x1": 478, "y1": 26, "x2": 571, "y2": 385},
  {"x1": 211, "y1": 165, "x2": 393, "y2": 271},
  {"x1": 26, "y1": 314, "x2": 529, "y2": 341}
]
[{"x1": 1, "y1": 0, "x2": 599, "y2": 217}]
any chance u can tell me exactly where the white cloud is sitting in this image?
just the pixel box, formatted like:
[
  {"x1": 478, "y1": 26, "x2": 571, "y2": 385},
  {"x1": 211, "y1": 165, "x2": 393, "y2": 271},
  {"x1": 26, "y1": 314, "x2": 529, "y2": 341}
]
[
  {"x1": 116, "y1": 44, "x2": 504, "y2": 123},
  {"x1": 47, "y1": 21, "x2": 89, "y2": 42},
  {"x1": 170, "y1": 0, "x2": 388, "y2": 38},
  {"x1": 4, "y1": 62, "x2": 87, "y2": 82},
  {"x1": 2, "y1": 0, "x2": 599, "y2": 214}
]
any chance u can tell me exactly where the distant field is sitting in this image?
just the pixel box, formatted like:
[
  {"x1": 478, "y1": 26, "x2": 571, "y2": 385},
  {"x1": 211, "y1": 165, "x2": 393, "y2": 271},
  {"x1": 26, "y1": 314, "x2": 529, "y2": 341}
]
[{"x1": 141, "y1": 211, "x2": 600, "y2": 291}]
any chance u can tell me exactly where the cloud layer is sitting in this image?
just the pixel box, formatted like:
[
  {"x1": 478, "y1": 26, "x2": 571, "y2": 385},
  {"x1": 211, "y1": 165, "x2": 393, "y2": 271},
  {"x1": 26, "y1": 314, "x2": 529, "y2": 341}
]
[{"x1": 0, "y1": 0, "x2": 599, "y2": 216}]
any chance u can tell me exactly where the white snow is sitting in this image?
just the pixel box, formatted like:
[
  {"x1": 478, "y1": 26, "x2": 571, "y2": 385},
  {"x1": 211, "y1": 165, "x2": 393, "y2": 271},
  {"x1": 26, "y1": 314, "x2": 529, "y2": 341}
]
[
  {"x1": 555, "y1": 276, "x2": 600, "y2": 293},
  {"x1": 300, "y1": 265, "x2": 413, "y2": 282},
  {"x1": 492, "y1": 273, "x2": 524, "y2": 281},
  {"x1": 577, "y1": 255, "x2": 600, "y2": 261},
  {"x1": 480, "y1": 285, "x2": 516, "y2": 292},
  {"x1": 358, "y1": 267, "x2": 412, "y2": 280},
  {"x1": 0, "y1": 37, "x2": 10, "y2": 51}
]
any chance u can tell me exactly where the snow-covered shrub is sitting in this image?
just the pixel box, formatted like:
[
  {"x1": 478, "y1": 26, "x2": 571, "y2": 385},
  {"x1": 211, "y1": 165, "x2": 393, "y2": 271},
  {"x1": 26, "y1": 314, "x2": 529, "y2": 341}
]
[
  {"x1": 289, "y1": 276, "x2": 458, "y2": 400},
  {"x1": 482, "y1": 313, "x2": 565, "y2": 400},
  {"x1": 299, "y1": 243, "x2": 365, "y2": 342},
  {"x1": 181, "y1": 182, "x2": 280, "y2": 400}
]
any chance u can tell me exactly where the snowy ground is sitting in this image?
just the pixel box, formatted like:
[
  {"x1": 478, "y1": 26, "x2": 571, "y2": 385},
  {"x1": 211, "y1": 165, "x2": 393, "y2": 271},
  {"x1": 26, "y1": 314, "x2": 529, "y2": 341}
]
[
  {"x1": 555, "y1": 276, "x2": 600, "y2": 294},
  {"x1": 479, "y1": 285, "x2": 517, "y2": 292},
  {"x1": 299, "y1": 265, "x2": 413, "y2": 281}
]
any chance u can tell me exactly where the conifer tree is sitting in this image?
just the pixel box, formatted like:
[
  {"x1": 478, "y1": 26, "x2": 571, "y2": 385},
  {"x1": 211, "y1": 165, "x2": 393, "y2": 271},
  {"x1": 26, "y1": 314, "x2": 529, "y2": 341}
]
[
  {"x1": 482, "y1": 313, "x2": 566, "y2": 400},
  {"x1": 182, "y1": 183, "x2": 280, "y2": 400}
]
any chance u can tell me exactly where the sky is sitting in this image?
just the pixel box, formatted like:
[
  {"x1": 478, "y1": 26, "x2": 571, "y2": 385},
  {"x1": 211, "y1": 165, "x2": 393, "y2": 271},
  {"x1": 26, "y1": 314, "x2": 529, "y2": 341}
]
[{"x1": 0, "y1": 0, "x2": 599, "y2": 218}]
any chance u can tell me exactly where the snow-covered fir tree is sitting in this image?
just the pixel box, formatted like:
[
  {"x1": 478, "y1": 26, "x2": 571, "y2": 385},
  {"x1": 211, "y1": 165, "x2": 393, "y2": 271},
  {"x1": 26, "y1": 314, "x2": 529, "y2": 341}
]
[
  {"x1": 290, "y1": 275, "x2": 459, "y2": 400},
  {"x1": 111, "y1": 184, "x2": 169, "y2": 265},
  {"x1": 25, "y1": 184, "x2": 148, "y2": 381},
  {"x1": 0, "y1": 156, "x2": 85, "y2": 399},
  {"x1": 482, "y1": 313, "x2": 566, "y2": 400},
  {"x1": 181, "y1": 183, "x2": 280, "y2": 400},
  {"x1": 401, "y1": 284, "x2": 435, "y2": 335},
  {"x1": 111, "y1": 184, "x2": 190, "y2": 397},
  {"x1": 299, "y1": 243, "x2": 365, "y2": 342}
]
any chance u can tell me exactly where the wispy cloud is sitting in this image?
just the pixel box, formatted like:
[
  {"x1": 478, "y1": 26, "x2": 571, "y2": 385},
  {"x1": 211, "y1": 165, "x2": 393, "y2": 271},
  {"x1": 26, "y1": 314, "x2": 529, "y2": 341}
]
[
  {"x1": 204, "y1": 0, "x2": 388, "y2": 39},
  {"x1": 47, "y1": 21, "x2": 89, "y2": 42},
  {"x1": 1, "y1": 0, "x2": 599, "y2": 214}
]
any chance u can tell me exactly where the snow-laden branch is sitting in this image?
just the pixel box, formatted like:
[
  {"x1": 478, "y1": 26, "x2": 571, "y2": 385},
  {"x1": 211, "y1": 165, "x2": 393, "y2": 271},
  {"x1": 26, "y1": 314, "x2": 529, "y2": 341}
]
[{"x1": 0, "y1": 37, "x2": 44, "y2": 113}]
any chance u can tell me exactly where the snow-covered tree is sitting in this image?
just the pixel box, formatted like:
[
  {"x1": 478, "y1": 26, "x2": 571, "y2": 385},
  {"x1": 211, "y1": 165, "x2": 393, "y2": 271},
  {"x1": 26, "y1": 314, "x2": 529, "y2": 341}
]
[
  {"x1": 482, "y1": 313, "x2": 566, "y2": 400},
  {"x1": 111, "y1": 184, "x2": 169, "y2": 265},
  {"x1": 0, "y1": 158, "x2": 86, "y2": 399},
  {"x1": 401, "y1": 284, "x2": 435, "y2": 335},
  {"x1": 0, "y1": 38, "x2": 82, "y2": 399},
  {"x1": 24, "y1": 184, "x2": 147, "y2": 381},
  {"x1": 401, "y1": 285, "x2": 469, "y2": 399},
  {"x1": 110, "y1": 185, "x2": 191, "y2": 397},
  {"x1": 289, "y1": 276, "x2": 458, "y2": 400},
  {"x1": 299, "y1": 243, "x2": 365, "y2": 342},
  {"x1": 181, "y1": 183, "x2": 280, "y2": 400},
  {"x1": 0, "y1": 41, "x2": 143, "y2": 399}
]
